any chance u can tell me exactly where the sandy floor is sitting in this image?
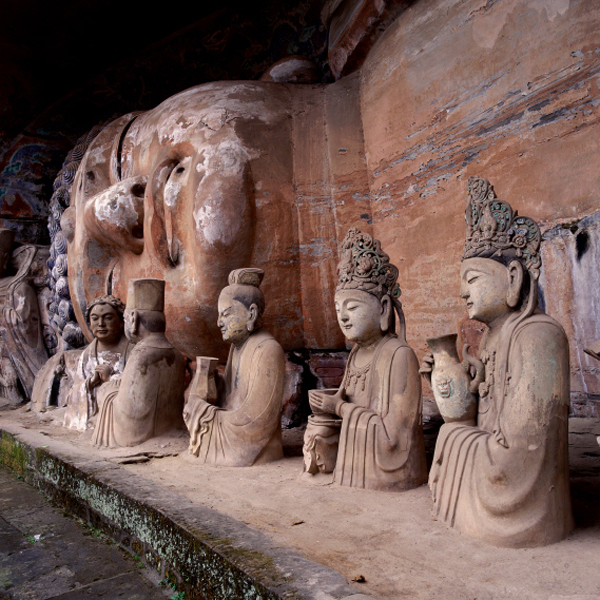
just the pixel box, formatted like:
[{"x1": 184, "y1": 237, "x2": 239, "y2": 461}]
[{"x1": 2, "y1": 404, "x2": 600, "y2": 600}]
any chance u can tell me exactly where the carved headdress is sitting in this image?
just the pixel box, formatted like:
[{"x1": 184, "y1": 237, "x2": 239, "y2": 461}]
[
  {"x1": 126, "y1": 278, "x2": 165, "y2": 312},
  {"x1": 337, "y1": 228, "x2": 401, "y2": 300},
  {"x1": 463, "y1": 175, "x2": 543, "y2": 329},
  {"x1": 228, "y1": 268, "x2": 264, "y2": 288},
  {"x1": 224, "y1": 268, "x2": 266, "y2": 319},
  {"x1": 336, "y1": 227, "x2": 405, "y2": 339},
  {"x1": 462, "y1": 176, "x2": 541, "y2": 278}
]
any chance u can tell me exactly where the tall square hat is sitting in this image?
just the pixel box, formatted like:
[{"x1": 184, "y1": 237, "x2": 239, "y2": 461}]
[{"x1": 126, "y1": 278, "x2": 165, "y2": 311}]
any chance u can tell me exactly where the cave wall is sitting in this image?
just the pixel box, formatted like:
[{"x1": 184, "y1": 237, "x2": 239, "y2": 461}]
[
  {"x1": 358, "y1": 0, "x2": 600, "y2": 412},
  {"x1": 0, "y1": 0, "x2": 329, "y2": 245}
]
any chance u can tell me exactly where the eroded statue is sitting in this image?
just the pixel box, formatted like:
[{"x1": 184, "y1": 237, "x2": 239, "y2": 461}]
[
  {"x1": 422, "y1": 176, "x2": 573, "y2": 547},
  {"x1": 63, "y1": 294, "x2": 130, "y2": 430},
  {"x1": 93, "y1": 278, "x2": 186, "y2": 447},
  {"x1": 303, "y1": 227, "x2": 428, "y2": 491},
  {"x1": 183, "y1": 268, "x2": 284, "y2": 466},
  {"x1": 0, "y1": 229, "x2": 49, "y2": 405}
]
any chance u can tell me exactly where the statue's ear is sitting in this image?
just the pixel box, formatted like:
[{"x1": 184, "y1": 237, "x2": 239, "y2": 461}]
[
  {"x1": 247, "y1": 303, "x2": 259, "y2": 332},
  {"x1": 380, "y1": 295, "x2": 392, "y2": 332},
  {"x1": 506, "y1": 260, "x2": 524, "y2": 308},
  {"x1": 129, "y1": 309, "x2": 140, "y2": 333}
]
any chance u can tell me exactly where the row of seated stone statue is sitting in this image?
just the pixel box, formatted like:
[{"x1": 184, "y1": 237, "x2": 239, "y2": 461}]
[{"x1": 32, "y1": 176, "x2": 574, "y2": 550}]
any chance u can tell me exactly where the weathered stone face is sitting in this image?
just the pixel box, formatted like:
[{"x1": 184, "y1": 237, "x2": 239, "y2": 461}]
[
  {"x1": 67, "y1": 83, "x2": 298, "y2": 359},
  {"x1": 334, "y1": 288, "x2": 384, "y2": 344},
  {"x1": 88, "y1": 304, "x2": 123, "y2": 346},
  {"x1": 217, "y1": 288, "x2": 254, "y2": 347},
  {"x1": 459, "y1": 259, "x2": 511, "y2": 325}
]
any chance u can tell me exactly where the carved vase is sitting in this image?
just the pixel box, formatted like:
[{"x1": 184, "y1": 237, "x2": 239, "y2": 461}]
[
  {"x1": 303, "y1": 393, "x2": 342, "y2": 476},
  {"x1": 190, "y1": 356, "x2": 219, "y2": 404},
  {"x1": 426, "y1": 334, "x2": 477, "y2": 425}
]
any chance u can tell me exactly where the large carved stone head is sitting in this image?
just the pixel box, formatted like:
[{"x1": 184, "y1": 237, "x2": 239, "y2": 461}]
[{"x1": 63, "y1": 82, "x2": 300, "y2": 359}]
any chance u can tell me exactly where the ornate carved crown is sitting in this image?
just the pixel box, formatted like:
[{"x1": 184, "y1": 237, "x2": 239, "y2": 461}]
[
  {"x1": 463, "y1": 176, "x2": 541, "y2": 276},
  {"x1": 337, "y1": 227, "x2": 401, "y2": 300}
]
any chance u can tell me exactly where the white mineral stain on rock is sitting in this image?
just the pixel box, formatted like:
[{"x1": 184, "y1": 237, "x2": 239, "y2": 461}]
[
  {"x1": 125, "y1": 81, "x2": 286, "y2": 149},
  {"x1": 164, "y1": 179, "x2": 181, "y2": 208},
  {"x1": 193, "y1": 184, "x2": 244, "y2": 248},
  {"x1": 94, "y1": 188, "x2": 140, "y2": 231}
]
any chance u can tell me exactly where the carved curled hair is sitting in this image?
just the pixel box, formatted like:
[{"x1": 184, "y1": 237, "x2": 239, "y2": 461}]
[{"x1": 85, "y1": 294, "x2": 125, "y2": 324}]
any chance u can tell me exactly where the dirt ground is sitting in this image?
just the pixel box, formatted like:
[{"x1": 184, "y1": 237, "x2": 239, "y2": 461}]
[{"x1": 2, "y1": 404, "x2": 600, "y2": 600}]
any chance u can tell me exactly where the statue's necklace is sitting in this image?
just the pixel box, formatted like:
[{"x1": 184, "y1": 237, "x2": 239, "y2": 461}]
[
  {"x1": 478, "y1": 332, "x2": 496, "y2": 401},
  {"x1": 346, "y1": 351, "x2": 371, "y2": 394}
]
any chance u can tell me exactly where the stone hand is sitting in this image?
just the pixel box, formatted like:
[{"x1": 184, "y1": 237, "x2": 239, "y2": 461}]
[
  {"x1": 309, "y1": 387, "x2": 346, "y2": 416},
  {"x1": 419, "y1": 352, "x2": 434, "y2": 387},
  {"x1": 462, "y1": 344, "x2": 485, "y2": 394},
  {"x1": 91, "y1": 364, "x2": 113, "y2": 387}
]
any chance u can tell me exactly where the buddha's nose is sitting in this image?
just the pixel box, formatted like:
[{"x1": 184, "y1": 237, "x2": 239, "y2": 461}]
[{"x1": 83, "y1": 176, "x2": 147, "y2": 255}]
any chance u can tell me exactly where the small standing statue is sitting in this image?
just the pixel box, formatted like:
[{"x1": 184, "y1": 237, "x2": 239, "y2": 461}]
[
  {"x1": 303, "y1": 227, "x2": 427, "y2": 491},
  {"x1": 183, "y1": 268, "x2": 284, "y2": 466},
  {"x1": 0, "y1": 228, "x2": 49, "y2": 404},
  {"x1": 63, "y1": 294, "x2": 130, "y2": 430},
  {"x1": 93, "y1": 278, "x2": 186, "y2": 447},
  {"x1": 422, "y1": 176, "x2": 573, "y2": 547}
]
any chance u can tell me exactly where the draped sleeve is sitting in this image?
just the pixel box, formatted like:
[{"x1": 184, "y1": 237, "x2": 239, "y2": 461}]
[
  {"x1": 184, "y1": 330, "x2": 285, "y2": 466},
  {"x1": 429, "y1": 316, "x2": 573, "y2": 547},
  {"x1": 334, "y1": 336, "x2": 427, "y2": 491}
]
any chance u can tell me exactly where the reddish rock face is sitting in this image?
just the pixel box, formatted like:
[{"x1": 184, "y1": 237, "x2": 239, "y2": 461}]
[{"x1": 358, "y1": 0, "x2": 600, "y2": 404}]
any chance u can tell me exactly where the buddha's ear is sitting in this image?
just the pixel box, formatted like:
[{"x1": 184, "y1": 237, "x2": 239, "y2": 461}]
[
  {"x1": 380, "y1": 295, "x2": 392, "y2": 332},
  {"x1": 506, "y1": 260, "x2": 524, "y2": 308},
  {"x1": 247, "y1": 303, "x2": 259, "y2": 332}
]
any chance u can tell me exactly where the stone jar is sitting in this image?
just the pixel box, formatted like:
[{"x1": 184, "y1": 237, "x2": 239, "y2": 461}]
[
  {"x1": 426, "y1": 334, "x2": 477, "y2": 425},
  {"x1": 303, "y1": 394, "x2": 342, "y2": 476},
  {"x1": 190, "y1": 356, "x2": 219, "y2": 404}
]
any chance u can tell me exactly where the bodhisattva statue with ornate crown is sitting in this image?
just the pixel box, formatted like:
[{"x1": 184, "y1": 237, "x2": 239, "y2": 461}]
[
  {"x1": 93, "y1": 278, "x2": 186, "y2": 447},
  {"x1": 421, "y1": 176, "x2": 573, "y2": 547},
  {"x1": 63, "y1": 294, "x2": 131, "y2": 431},
  {"x1": 303, "y1": 227, "x2": 427, "y2": 491},
  {"x1": 183, "y1": 268, "x2": 285, "y2": 466}
]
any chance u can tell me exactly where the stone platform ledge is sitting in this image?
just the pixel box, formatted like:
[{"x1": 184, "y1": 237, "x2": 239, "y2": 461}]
[{"x1": 0, "y1": 422, "x2": 371, "y2": 600}]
